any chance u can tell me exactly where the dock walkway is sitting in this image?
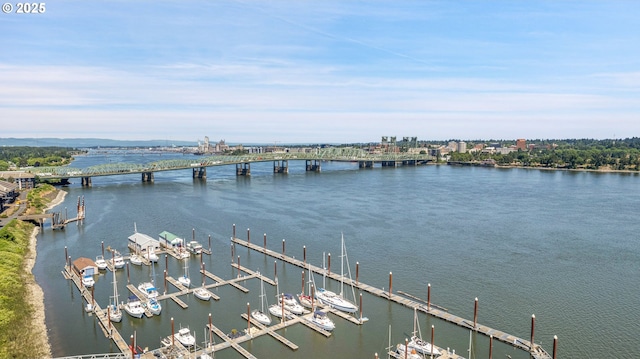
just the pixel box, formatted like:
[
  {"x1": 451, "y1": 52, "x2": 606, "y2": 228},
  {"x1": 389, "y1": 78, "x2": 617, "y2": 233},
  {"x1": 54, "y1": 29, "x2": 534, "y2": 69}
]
[{"x1": 231, "y1": 237, "x2": 553, "y2": 359}]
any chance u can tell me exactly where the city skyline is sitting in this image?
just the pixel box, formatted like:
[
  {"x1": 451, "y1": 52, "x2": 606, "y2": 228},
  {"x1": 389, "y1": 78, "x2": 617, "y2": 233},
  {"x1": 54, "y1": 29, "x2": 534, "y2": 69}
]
[{"x1": 2, "y1": 1, "x2": 639, "y2": 143}]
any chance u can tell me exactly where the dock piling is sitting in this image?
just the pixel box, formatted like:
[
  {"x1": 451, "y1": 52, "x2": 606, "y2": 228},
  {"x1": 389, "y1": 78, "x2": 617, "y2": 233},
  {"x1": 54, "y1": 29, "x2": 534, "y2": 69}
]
[
  {"x1": 356, "y1": 262, "x2": 359, "y2": 284},
  {"x1": 473, "y1": 297, "x2": 478, "y2": 329},
  {"x1": 431, "y1": 325, "x2": 435, "y2": 359},
  {"x1": 263, "y1": 233, "x2": 266, "y2": 249},
  {"x1": 303, "y1": 245, "x2": 306, "y2": 263},
  {"x1": 126, "y1": 262, "x2": 130, "y2": 284},
  {"x1": 389, "y1": 272, "x2": 393, "y2": 298},
  {"x1": 237, "y1": 256, "x2": 241, "y2": 278},
  {"x1": 489, "y1": 335, "x2": 493, "y2": 359},
  {"x1": 208, "y1": 234, "x2": 211, "y2": 252},
  {"x1": 282, "y1": 239, "x2": 285, "y2": 256},
  {"x1": 327, "y1": 253, "x2": 331, "y2": 274},
  {"x1": 232, "y1": 223, "x2": 236, "y2": 238},
  {"x1": 427, "y1": 283, "x2": 431, "y2": 311},
  {"x1": 130, "y1": 335, "x2": 134, "y2": 359},
  {"x1": 531, "y1": 314, "x2": 536, "y2": 352},
  {"x1": 553, "y1": 335, "x2": 557, "y2": 359},
  {"x1": 247, "y1": 228, "x2": 250, "y2": 243}
]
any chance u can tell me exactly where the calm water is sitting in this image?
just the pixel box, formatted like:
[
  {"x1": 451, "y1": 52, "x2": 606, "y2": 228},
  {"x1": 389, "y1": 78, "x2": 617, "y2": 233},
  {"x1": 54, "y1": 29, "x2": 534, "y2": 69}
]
[{"x1": 34, "y1": 150, "x2": 640, "y2": 358}]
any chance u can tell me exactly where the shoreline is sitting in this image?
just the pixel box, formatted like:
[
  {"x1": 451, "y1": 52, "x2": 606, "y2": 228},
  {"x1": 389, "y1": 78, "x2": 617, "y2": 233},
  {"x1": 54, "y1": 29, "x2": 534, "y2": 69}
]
[{"x1": 26, "y1": 188, "x2": 67, "y2": 358}]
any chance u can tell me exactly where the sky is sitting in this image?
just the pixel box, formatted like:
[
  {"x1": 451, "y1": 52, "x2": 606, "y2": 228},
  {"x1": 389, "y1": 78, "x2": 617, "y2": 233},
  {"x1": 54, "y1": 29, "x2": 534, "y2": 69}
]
[{"x1": 1, "y1": 0, "x2": 639, "y2": 144}]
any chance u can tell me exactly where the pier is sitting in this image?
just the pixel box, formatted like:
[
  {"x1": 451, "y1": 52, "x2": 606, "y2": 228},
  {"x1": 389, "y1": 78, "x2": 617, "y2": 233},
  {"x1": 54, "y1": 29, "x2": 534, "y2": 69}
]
[{"x1": 230, "y1": 236, "x2": 554, "y2": 359}]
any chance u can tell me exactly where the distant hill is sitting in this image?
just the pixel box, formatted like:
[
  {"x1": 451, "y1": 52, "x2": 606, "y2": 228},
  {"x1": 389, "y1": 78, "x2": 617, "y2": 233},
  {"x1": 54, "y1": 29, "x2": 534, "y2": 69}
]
[{"x1": 0, "y1": 138, "x2": 197, "y2": 148}]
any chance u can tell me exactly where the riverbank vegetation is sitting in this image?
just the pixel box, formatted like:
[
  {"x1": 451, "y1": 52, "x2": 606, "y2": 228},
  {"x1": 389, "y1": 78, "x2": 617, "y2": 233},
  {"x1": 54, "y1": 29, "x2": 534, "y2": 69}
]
[
  {"x1": 0, "y1": 219, "x2": 48, "y2": 358},
  {"x1": 0, "y1": 146, "x2": 81, "y2": 170}
]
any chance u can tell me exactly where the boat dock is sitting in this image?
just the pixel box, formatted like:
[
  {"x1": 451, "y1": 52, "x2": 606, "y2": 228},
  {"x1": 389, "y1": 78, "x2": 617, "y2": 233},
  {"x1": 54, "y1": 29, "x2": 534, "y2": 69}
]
[{"x1": 231, "y1": 236, "x2": 553, "y2": 359}]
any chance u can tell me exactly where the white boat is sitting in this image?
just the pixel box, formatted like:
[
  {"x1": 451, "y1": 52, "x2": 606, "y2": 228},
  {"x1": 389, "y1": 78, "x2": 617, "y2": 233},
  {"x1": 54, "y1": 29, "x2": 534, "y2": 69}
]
[
  {"x1": 194, "y1": 287, "x2": 211, "y2": 301},
  {"x1": 396, "y1": 343, "x2": 424, "y2": 359},
  {"x1": 146, "y1": 298, "x2": 162, "y2": 315},
  {"x1": 137, "y1": 282, "x2": 159, "y2": 299},
  {"x1": 279, "y1": 293, "x2": 305, "y2": 315},
  {"x1": 82, "y1": 274, "x2": 95, "y2": 287},
  {"x1": 108, "y1": 267, "x2": 122, "y2": 323},
  {"x1": 145, "y1": 250, "x2": 159, "y2": 263},
  {"x1": 311, "y1": 310, "x2": 335, "y2": 331},
  {"x1": 129, "y1": 253, "x2": 143, "y2": 266},
  {"x1": 110, "y1": 250, "x2": 125, "y2": 269},
  {"x1": 186, "y1": 240, "x2": 203, "y2": 254},
  {"x1": 407, "y1": 308, "x2": 441, "y2": 356},
  {"x1": 315, "y1": 233, "x2": 359, "y2": 313},
  {"x1": 123, "y1": 296, "x2": 145, "y2": 318},
  {"x1": 174, "y1": 327, "x2": 196, "y2": 347},
  {"x1": 178, "y1": 259, "x2": 191, "y2": 287},
  {"x1": 251, "y1": 272, "x2": 272, "y2": 326},
  {"x1": 268, "y1": 279, "x2": 293, "y2": 319},
  {"x1": 95, "y1": 255, "x2": 108, "y2": 270}
]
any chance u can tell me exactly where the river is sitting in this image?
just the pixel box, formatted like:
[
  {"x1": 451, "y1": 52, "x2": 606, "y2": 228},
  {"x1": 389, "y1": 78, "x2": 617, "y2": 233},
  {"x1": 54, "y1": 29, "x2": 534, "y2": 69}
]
[{"x1": 34, "y1": 150, "x2": 640, "y2": 358}]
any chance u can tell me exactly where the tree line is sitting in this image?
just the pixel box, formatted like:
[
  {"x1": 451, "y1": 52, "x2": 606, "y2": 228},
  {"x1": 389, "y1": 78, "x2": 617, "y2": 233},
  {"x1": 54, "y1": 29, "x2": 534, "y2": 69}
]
[{"x1": 0, "y1": 146, "x2": 80, "y2": 170}]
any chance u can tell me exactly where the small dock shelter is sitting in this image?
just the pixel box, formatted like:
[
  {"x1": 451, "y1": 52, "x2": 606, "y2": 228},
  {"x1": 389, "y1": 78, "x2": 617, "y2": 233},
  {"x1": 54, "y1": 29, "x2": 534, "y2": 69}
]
[
  {"x1": 158, "y1": 230, "x2": 184, "y2": 249},
  {"x1": 72, "y1": 257, "x2": 98, "y2": 276},
  {"x1": 128, "y1": 232, "x2": 160, "y2": 254}
]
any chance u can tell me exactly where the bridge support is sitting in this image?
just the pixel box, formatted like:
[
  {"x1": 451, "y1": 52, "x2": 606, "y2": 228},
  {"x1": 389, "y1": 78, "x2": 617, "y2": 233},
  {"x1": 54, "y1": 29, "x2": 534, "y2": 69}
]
[
  {"x1": 141, "y1": 172, "x2": 154, "y2": 182},
  {"x1": 381, "y1": 161, "x2": 398, "y2": 167},
  {"x1": 273, "y1": 160, "x2": 288, "y2": 174},
  {"x1": 236, "y1": 163, "x2": 251, "y2": 176},
  {"x1": 192, "y1": 167, "x2": 206, "y2": 179},
  {"x1": 358, "y1": 161, "x2": 374, "y2": 168},
  {"x1": 81, "y1": 176, "x2": 92, "y2": 187},
  {"x1": 402, "y1": 160, "x2": 417, "y2": 166},
  {"x1": 305, "y1": 160, "x2": 321, "y2": 172}
]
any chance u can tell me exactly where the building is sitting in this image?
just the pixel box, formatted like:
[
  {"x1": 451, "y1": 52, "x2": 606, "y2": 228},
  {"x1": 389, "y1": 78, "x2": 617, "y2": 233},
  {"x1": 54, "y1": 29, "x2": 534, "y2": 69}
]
[
  {"x1": 457, "y1": 141, "x2": 467, "y2": 153},
  {"x1": 516, "y1": 139, "x2": 527, "y2": 151},
  {"x1": 0, "y1": 180, "x2": 19, "y2": 212},
  {"x1": 128, "y1": 232, "x2": 161, "y2": 254},
  {"x1": 72, "y1": 257, "x2": 99, "y2": 276},
  {"x1": 0, "y1": 171, "x2": 35, "y2": 190}
]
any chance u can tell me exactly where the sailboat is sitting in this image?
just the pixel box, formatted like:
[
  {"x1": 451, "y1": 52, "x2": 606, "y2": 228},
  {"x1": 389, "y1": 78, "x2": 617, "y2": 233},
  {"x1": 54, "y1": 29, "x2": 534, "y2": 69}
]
[
  {"x1": 268, "y1": 278, "x2": 292, "y2": 319},
  {"x1": 298, "y1": 264, "x2": 315, "y2": 309},
  {"x1": 251, "y1": 271, "x2": 272, "y2": 325},
  {"x1": 178, "y1": 259, "x2": 191, "y2": 287},
  {"x1": 108, "y1": 266, "x2": 122, "y2": 323},
  {"x1": 407, "y1": 307, "x2": 440, "y2": 356},
  {"x1": 194, "y1": 264, "x2": 211, "y2": 301},
  {"x1": 315, "y1": 233, "x2": 359, "y2": 313}
]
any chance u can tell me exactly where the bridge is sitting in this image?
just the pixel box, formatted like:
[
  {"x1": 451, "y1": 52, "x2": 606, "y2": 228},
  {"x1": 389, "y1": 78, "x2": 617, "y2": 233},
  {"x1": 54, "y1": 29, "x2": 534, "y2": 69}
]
[{"x1": 24, "y1": 148, "x2": 434, "y2": 186}]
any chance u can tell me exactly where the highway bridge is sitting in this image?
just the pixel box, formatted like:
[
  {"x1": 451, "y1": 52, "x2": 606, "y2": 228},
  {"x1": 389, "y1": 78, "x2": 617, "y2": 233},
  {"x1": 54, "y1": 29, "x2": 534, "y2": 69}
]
[{"x1": 24, "y1": 148, "x2": 434, "y2": 186}]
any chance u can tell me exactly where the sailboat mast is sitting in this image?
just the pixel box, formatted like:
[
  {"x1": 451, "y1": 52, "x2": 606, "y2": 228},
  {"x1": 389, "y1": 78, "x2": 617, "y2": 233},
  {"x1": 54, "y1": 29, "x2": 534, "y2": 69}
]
[{"x1": 340, "y1": 233, "x2": 344, "y2": 296}]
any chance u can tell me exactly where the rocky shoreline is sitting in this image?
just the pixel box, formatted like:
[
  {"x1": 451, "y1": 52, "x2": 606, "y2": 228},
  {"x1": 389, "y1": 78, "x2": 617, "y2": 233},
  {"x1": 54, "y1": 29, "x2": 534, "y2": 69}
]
[{"x1": 26, "y1": 189, "x2": 67, "y2": 358}]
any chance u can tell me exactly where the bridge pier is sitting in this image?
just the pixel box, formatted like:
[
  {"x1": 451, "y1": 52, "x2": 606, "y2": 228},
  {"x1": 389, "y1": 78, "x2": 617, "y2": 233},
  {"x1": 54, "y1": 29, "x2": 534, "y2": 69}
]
[
  {"x1": 192, "y1": 167, "x2": 206, "y2": 179},
  {"x1": 305, "y1": 160, "x2": 321, "y2": 172},
  {"x1": 236, "y1": 163, "x2": 251, "y2": 176},
  {"x1": 358, "y1": 161, "x2": 374, "y2": 168},
  {"x1": 381, "y1": 161, "x2": 398, "y2": 167},
  {"x1": 402, "y1": 159, "x2": 417, "y2": 166},
  {"x1": 81, "y1": 176, "x2": 92, "y2": 187},
  {"x1": 273, "y1": 160, "x2": 288, "y2": 174},
  {"x1": 141, "y1": 172, "x2": 154, "y2": 182}
]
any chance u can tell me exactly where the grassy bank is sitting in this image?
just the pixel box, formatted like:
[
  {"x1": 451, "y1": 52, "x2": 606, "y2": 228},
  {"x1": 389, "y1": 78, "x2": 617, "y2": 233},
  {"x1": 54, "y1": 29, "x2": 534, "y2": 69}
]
[
  {"x1": 0, "y1": 220, "x2": 47, "y2": 358},
  {"x1": 0, "y1": 184, "x2": 57, "y2": 358}
]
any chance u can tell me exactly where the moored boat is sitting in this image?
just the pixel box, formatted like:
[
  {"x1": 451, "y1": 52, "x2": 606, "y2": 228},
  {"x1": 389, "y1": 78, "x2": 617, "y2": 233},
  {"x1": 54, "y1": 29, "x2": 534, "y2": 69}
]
[
  {"x1": 95, "y1": 255, "x2": 108, "y2": 270},
  {"x1": 137, "y1": 282, "x2": 158, "y2": 299},
  {"x1": 194, "y1": 287, "x2": 211, "y2": 301},
  {"x1": 124, "y1": 296, "x2": 145, "y2": 318},
  {"x1": 251, "y1": 273, "x2": 272, "y2": 325},
  {"x1": 174, "y1": 327, "x2": 196, "y2": 347},
  {"x1": 82, "y1": 274, "x2": 95, "y2": 287},
  {"x1": 110, "y1": 250, "x2": 125, "y2": 269},
  {"x1": 186, "y1": 240, "x2": 203, "y2": 254},
  {"x1": 279, "y1": 293, "x2": 305, "y2": 315},
  {"x1": 129, "y1": 253, "x2": 143, "y2": 266},
  {"x1": 146, "y1": 298, "x2": 162, "y2": 315},
  {"x1": 311, "y1": 310, "x2": 335, "y2": 331},
  {"x1": 108, "y1": 267, "x2": 122, "y2": 323}
]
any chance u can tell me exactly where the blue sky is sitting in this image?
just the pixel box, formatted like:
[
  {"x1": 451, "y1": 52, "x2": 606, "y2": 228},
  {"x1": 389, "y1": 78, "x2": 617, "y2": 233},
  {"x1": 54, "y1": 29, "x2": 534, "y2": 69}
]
[{"x1": 1, "y1": 0, "x2": 639, "y2": 143}]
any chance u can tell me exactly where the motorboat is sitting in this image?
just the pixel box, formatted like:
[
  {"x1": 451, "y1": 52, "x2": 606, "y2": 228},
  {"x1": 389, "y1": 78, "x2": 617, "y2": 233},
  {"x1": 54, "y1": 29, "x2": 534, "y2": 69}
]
[
  {"x1": 194, "y1": 287, "x2": 211, "y2": 301},
  {"x1": 144, "y1": 250, "x2": 159, "y2": 263},
  {"x1": 279, "y1": 293, "x2": 305, "y2": 315},
  {"x1": 251, "y1": 273, "x2": 271, "y2": 325},
  {"x1": 311, "y1": 310, "x2": 335, "y2": 331},
  {"x1": 110, "y1": 250, "x2": 125, "y2": 269},
  {"x1": 82, "y1": 274, "x2": 95, "y2": 287},
  {"x1": 408, "y1": 335, "x2": 441, "y2": 356},
  {"x1": 137, "y1": 282, "x2": 159, "y2": 299},
  {"x1": 95, "y1": 255, "x2": 108, "y2": 270},
  {"x1": 174, "y1": 327, "x2": 196, "y2": 347},
  {"x1": 123, "y1": 296, "x2": 145, "y2": 318},
  {"x1": 186, "y1": 240, "x2": 203, "y2": 255},
  {"x1": 146, "y1": 298, "x2": 162, "y2": 315},
  {"x1": 129, "y1": 253, "x2": 143, "y2": 266}
]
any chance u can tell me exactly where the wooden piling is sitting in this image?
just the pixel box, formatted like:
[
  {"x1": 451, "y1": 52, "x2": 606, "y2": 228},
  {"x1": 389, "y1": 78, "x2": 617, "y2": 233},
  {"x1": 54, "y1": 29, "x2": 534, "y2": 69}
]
[
  {"x1": 489, "y1": 335, "x2": 493, "y2": 359},
  {"x1": 101, "y1": 241, "x2": 104, "y2": 257},
  {"x1": 126, "y1": 262, "x2": 130, "y2": 284},
  {"x1": 208, "y1": 234, "x2": 211, "y2": 252},
  {"x1": 165, "y1": 254, "x2": 168, "y2": 273},
  {"x1": 553, "y1": 335, "x2": 557, "y2": 359},
  {"x1": 64, "y1": 246, "x2": 68, "y2": 267},
  {"x1": 282, "y1": 239, "x2": 285, "y2": 255},
  {"x1": 171, "y1": 317, "x2": 175, "y2": 347},
  {"x1": 247, "y1": 228, "x2": 250, "y2": 243},
  {"x1": 263, "y1": 233, "x2": 266, "y2": 249},
  {"x1": 473, "y1": 297, "x2": 478, "y2": 329},
  {"x1": 130, "y1": 335, "x2": 134, "y2": 359},
  {"x1": 274, "y1": 261, "x2": 277, "y2": 278},
  {"x1": 427, "y1": 283, "x2": 431, "y2": 311},
  {"x1": 303, "y1": 245, "x2": 306, "y2": 263},
  {"x1": 359, "y1": 293, "x2": 363, "y2": 322},
  {"x1": 164, "y1": 270, "x2": 167, "y2": 295},
  {"x1": 356, "y1": 262, "x2": 359, "y2": 284},
  {"x1": 247, "y1": 303, "x2": 251, "y2": 333},
  {"x1": 404, "y1": 338, "x2": 409, "y2": 359},
  {"x1": 237, "y1": 256, "x2": 241, "y2": 278},
  {"x1": 431, "y1": 325, "x2": 435, "y2": 359},
  {"x1": 233, "y1": 223, "x2": 236, "y2": 238},
  {"x1": 301, "y1": 271, "x2": 305, "y2": 294},
  {"x1": 328, "y1": 253, "x2": 331, "y2": 274},
  {"x1": 531, "y1": 314, "x2": 536, "y2": 352},
  {"x1": 389, "y1": 272, "x2": 392, "y2": 298}
]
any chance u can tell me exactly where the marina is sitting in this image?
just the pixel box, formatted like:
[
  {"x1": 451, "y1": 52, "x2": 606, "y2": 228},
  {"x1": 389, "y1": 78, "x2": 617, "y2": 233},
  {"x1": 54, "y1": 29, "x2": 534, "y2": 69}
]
[{"x1": 61, "y1": 224, "x2": 555, "y2": 359}]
